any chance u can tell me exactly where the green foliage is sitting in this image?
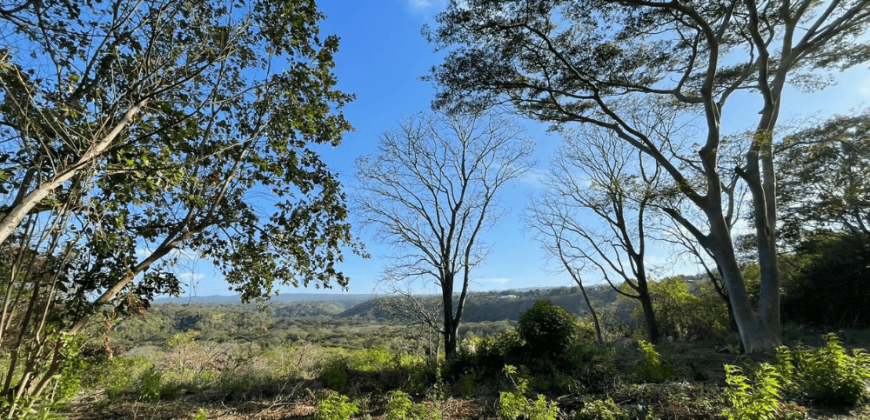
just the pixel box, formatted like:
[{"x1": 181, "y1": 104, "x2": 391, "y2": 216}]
[
  {"x1": 497, "y1": 365, "x2": 560, "y2": 420},
  {"x1": 347, "y1": 347, "x2": 394, "y2": 372},
  {"x1": 194, "y1": 409, "x2": 208, "y2": 420},
  {"x1": 458, "y1": 372, "x2": 476, "y2": 397},
  {"x1": 517, "y1": 300, "x2": 577, "y2": 356},
  {"x1": 791, "y1": 333, "x2": 870, "y2": 405},
  {"x1": 631, "y1": 341, "x2": 676, "y2": 383},
  {"x1": 315, "y1": 392, "x2": 359, "y2": 420},
  {"x1": 94, "y1": 357, "x2": 154, "y2": 400},
  {"x1": 384, "y1": 390, "x2": 439, "y2": 420},
  {"x1": 723, "y1": 364, "x2": 783, "y2": 420},
  {"x1": 321, "y1": 360, "x2": 348, "y2": 391},
  {"x1": 138, "y1": 367, "x2": 163, "y2": 402},
  {"x1": 574, "y1": 398, "x2": 628, "y2": 420},
  {"x1": 781, "y1": 234, "x2": 870, "y2": 327},
  {"x1": 644, "y1": 277, "x2": 729, "y2": 341}
]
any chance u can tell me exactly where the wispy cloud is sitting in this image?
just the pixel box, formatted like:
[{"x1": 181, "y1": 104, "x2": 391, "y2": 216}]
[
  {"x1": 482, "y1": 278, "x2": 511, "y2": 284},
  {"x1": 179, "y1": 272, "x2": 205, "y2": 283},
  {"x1": 518, "y1": 168, "x2": 548, "y2": 188},
  {"x1": 405, "y1": 0, "x2": 446, "y2": 14}
]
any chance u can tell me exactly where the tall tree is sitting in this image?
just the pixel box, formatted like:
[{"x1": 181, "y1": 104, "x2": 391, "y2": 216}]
[
  {"x1": 0, "y1": 0, "x2": 358, "y2": 414},
  {"x1": 354, "y1": 112, "x2": 532, "y2": 359},
  {"x1": 427, "y1": 0, "x2": 870, "y2": 353},
  {"x1": 777, "y1": 111, "x2": 870, "y2": 247},
  {"x1": 527, "y1": 125, "x2": 663, "y2": 344}
]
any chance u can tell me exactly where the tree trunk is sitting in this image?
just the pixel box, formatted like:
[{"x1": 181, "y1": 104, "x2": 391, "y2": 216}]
[
  {"x1": 442, "y1": 279, "x2": 457, "y2": 360},
  {"x1": 713, "y1": 240, "x2": 782, "y2": 353},
  {"x1": 638, "y1": 292, "x2": 659, "y2": 344},
  {"x1": 577, "y1": 282, "x2": 604, "y2": 344}
]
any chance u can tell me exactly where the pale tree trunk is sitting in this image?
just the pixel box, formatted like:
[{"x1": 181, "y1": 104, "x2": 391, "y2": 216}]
[
  {"x1": 0, "y1": 101, "x2": 146, "y2": 246},
  {"x1": 707, "y1": 218, "x2": 781, "y2": 353}
]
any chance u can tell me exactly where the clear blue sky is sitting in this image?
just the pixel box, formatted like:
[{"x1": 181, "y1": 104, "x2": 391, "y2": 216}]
[{"x1": 179, "y1": 0, "x2": 870, "y2": 297}]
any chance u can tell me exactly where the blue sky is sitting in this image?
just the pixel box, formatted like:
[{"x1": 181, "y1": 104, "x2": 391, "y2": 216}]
[{"x1": 178, "y1": 0, "x2": 870, "y2": 297}]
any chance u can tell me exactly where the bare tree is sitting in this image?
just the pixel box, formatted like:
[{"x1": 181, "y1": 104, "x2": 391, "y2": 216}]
[
  {"x1": 528, "y1": 124, "x2": 664, "y2": 344},
  {"x1": 354, "y1": 112, "x2": 533, "y2": 359},
  {"x1": 375, "y1": 285, "x2": 443, "y2": 362}
]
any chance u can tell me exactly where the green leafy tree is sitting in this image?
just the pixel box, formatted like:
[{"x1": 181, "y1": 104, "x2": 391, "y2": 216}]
[
  {"x1": 354, "y1": 112, "x2": 533, "y2": 359},
  {"x1": 0, "y1": 0, "x2": 358, "y2": 415},
  {"x1": 427, "y1": 0, "x2": 870, "y2": 353},
  {"x1": 777, "y1": 112, "x2": 870, "y2": 248},
  {"x1": 517, "y1": 300, "x2": 577, "y2": 357}
]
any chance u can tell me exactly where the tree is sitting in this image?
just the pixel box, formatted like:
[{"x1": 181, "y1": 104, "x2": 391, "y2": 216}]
[
  {"x1": 777, "y1": 111, "x2": 870, "y2": 247},
  {"x1": 354, "y1": 112, "x2": 532, "y2": 359},
  {"x1": 527, "y1": 125, "x2": 663, "y2": 344},
  {"x1": 427, "y1": 0, "x2": 870, "y2": 353},
  {"x1": 775, "y1": 111, "x2": 870, "y2": 326},
  {"x1": 0, "y1": 0, "x2": 358, "y2": 414}
]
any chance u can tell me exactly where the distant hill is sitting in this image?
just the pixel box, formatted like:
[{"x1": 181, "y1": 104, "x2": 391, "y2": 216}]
[
  {"x1": 337, "y1": 285, "x2": 633, "y2": 323},
  {"x1": 153, "y1": 293, "x2": 375, "y2": 305}
]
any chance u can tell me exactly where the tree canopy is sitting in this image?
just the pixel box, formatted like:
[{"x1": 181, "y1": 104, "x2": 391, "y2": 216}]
[
  {"x1": 0, "y1": 0, "x2": 359, "y2": 412},
  {"x1": 427, "y1": 0, "x2": 870, "y2": 353}
]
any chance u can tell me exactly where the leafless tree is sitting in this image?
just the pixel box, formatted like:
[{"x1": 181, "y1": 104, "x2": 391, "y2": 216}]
[
  {"x1": 527, "y1": 123, "x2": 664, "y2": 343},
  {"x1": 354, "y1": 112, "x2": 533, "y2": 359}
]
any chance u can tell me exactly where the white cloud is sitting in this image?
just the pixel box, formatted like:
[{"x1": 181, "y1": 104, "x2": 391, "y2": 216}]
[
  {"x1": 405, "y1": 0, "x2": 446, "y2": 14},
  {"x1": 861, "y1": 78, "x2": 870, "y2": 96},
  {"x1": 179, "y1": 272, "x2": 205, "y2": 283},
  {"x1": 482, "y1": 278, "x2": 511, "y2": 284}
]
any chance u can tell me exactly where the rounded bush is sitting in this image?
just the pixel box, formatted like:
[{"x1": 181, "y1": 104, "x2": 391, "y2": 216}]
[{"x1": 517, "y1": 300, "x2": 577, "y2": 357}]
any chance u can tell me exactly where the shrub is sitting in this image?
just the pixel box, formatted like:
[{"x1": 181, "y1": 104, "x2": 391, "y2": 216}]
[
  {"x1": 315, "y1": 392, "x2": 359, "y2": 420},
  {"x1": 321, "y1": 360, "x2": 348, "y2": 391},
  {"x1": 95, "y1": 357, "x2": 153, "y2": 400},
  {"x1": 138, "y1": 367, "x2": 163, "y2": 402},
  {"x1": 384, "y1": 390, "x2": 439, "y2": 420},
  {"x1": 574, "y1": 398, "x2": 628, "y2": 420},
  {"x1": 722, "y1": 364, "x2": 782, "y2": 420},
  {"x1": 497, "y1": 365, "x2": 560, "y2": 420},
  {"x1": 631, "y1": 341, "x2": 676, "y2": 383},
  {"x1": 644, "y1": 277, "x2": 729, "y2": 341},
  {"x1": 517, "y1": 300, "x2": 577, "y2": 357},
  {"x1": 792, "y1": 333, "x2": 870, "y2": 406}
]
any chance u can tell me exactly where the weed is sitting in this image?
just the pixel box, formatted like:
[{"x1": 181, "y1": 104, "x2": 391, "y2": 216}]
[
  {"x1": 315, "y1": 392, "x2": 359, "y2": 420},
  {"x1": 574, "y1": 398, "x2": 628, "y2": 420},
  {"x1": 384, "y1": 390, "x2": 439, "y2": 420},
  {"x1": 497, "y1": 365, "x2": 560, "y2": 420},
  {"x1": 631, "y1": 341, "x2": 677, "y2": 383},
  {"x1": 722, "y1": 364, "x2": 782, "y2": 420},
  {"x1": 792, "y1": 333, "x2": 870, "y2": 406},
  {"x1": 458, "y1": 372, "x2": 476, "y2": 397},
  {"x1": 321, "y1": 360, "x2": 349, "y2": 391},
  {"x1": 138, "y1": 367, "x2": 163, "y2": 402}
]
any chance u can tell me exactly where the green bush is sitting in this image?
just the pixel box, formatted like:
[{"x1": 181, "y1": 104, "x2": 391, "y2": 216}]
[
  {"x1": 722, "y1": 364, "x2": 782, "y2": 420},
  {"x1": 497, "y1": 365, "x2": 560, "y2": 420},
  {"x1": 792, "y1": 333, "x2": 870, "y2": 406},
  {"x1": 94, "y1": 357, "x2": 153, "y2": 400},
  {"x1": 321, "y1": 360, "x2": 349, "y2": 391},
  {"x1": 643, "y1": 277, "x2": 729, "y2": 341},
  {"x1": 315, "y1": 392, "x2": 359, "y2": 420},
  {"x1": 517, "y1": 300, "x2": 577, "y2": 357},
  {"x1": 384, "y1": 390, "x2": 439, "y2": 420},
  {"x1": 631, "y1": 341, "x2": 676, "y2": 383},
  {"x1": 138, "y1": 367, "x2": 163, "y2": 402},
  {"x1": 574, "y1": 398, "x2": 628, "y2": 420}
]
